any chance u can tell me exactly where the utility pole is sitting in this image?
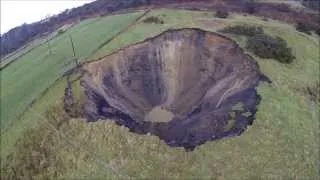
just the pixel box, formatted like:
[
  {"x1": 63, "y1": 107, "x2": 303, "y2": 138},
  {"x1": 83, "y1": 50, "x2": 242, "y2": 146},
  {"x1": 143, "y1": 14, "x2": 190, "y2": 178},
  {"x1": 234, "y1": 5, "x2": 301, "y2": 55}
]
[
  {"x1": 47, "y1": 39, "x2": 52, "y2": 55},
  {"x1": 69, "y1": 35, "x2": 79, "y2": 67}
]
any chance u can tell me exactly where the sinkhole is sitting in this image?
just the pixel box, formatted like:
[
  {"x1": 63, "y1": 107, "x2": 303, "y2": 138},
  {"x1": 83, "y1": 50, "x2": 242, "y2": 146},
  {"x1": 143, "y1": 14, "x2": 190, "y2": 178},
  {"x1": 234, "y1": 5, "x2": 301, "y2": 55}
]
[{"x1": 81, "y1": 28, "x2": 267, "y2": 150}]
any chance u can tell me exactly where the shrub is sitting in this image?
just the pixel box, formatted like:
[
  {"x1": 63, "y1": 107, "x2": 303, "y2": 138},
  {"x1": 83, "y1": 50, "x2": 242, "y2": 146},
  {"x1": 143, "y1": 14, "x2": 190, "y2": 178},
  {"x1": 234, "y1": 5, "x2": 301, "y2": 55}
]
[
  {"x1": 1, "y1": 105, "x2": 71, "y2": 179},
  {"x1": 296, "y1": 22, "x2": 312, "y2": 35},
  {"x1": 189, "y1": 7, "x2": 201, "y2": 11},
  {"x1": 306, "y1": 81, "x2": 320, "y2": 103},
  {"x1": 57, "y1": 29, "x2": 65, "y2": 35},
  {"x1": 246, "y1": 34, "x2": 295, "y2": 63},
  {"x1": 276, "y1": 3, "x2": 291, "y2": 12},
  {"x1": 220, "y1": 25, "x2": 264, "y2": 36},
  {"x1": 142, "y1": 16, "x2": 164, "y2": 24},
  {"x1": 244, "y1": 1, "x2": 257, "y2": 14},
  {"x1": 316, "y1": 28, "x2": 320, "y2": 36},
  {"x1": 215, "y1": 10, "x2": 229, "y2": 18}
]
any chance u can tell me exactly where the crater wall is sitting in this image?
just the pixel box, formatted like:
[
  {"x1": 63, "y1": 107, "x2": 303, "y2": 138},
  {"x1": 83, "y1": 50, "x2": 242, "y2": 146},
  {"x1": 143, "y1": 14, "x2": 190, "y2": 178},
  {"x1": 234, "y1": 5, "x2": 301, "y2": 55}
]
[{"x1": 81, "y1": 28, "x2": 266, "y2": 150}]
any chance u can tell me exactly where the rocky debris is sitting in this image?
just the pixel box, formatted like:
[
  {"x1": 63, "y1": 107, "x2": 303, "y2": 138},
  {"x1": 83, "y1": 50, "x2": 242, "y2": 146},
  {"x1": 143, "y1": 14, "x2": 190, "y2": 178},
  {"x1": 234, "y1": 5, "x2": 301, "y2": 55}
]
[
  {"x1": 63, "y1": 69, "x2": 85, "y2": 118},
  {"x1": 64, "y1": 76, "x2": 76, "y2": 117}
]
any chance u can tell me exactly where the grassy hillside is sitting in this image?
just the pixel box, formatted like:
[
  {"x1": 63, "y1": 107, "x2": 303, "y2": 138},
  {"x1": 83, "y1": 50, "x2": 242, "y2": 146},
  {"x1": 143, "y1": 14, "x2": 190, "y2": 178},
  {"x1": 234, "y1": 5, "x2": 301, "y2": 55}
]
[
  {"x1": 0, "y1": 11, "x2": 144, "y2": 131},
  {"x1": 1, "y1": 9, "x2": 319, "y2": 179},
  {"x1": 1, "y1": 33, "x2": 53, "y2": 69}
]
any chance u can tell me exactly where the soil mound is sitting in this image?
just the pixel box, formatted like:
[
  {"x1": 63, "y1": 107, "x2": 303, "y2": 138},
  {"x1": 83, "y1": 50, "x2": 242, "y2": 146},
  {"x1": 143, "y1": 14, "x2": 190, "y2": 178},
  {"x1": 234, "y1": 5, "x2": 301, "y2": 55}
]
[{"x1": 82, "y1": 28, "x2": 266, "y2": 150}]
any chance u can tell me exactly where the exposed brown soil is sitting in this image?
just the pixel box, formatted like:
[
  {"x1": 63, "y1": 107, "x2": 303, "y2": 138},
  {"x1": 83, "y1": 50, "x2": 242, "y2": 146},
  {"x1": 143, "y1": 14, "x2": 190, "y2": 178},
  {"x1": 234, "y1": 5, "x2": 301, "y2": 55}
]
[{"x1": 81, "y1": 28, "x2": 268, "y2": 150}]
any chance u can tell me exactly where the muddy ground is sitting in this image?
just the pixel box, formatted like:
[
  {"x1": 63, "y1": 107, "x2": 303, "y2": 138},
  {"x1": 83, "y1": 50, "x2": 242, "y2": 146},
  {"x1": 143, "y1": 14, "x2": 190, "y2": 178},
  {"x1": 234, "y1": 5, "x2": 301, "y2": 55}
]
[{"x1": 81, "y1": 28, "x2": 269, "y2": 150}]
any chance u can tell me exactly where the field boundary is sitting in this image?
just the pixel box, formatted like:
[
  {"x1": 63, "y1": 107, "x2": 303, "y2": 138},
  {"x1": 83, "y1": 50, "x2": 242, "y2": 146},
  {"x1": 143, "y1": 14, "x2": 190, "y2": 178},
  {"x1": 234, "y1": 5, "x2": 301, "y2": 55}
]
[
  {"x1": 89, "y1": 9, "x2": 151, "y2": 57},
  {"x1": 0, "y1": 32, "x2": 62, "y2": 70}
]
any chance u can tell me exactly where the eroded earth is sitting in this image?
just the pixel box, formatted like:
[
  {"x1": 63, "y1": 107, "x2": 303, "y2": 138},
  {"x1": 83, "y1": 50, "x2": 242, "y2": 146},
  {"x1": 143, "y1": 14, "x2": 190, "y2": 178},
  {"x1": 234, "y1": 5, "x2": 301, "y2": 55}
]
[{"x1": 81, "y1": 28, "x2": 268, "y2": 150}]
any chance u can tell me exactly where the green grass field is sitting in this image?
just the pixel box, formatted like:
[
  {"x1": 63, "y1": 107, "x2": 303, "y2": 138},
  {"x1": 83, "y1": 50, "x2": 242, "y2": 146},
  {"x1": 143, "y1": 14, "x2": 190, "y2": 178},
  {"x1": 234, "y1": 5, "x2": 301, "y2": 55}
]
[
  {"x1": 1, "y1": 33, "x2": 54, "y2": 69},
  {"x1": 1, "y1": 9, "x2": 319, "y2": 179},
  {"x1": 0, "y1": 12, "x2": 144, "y2": 131}
]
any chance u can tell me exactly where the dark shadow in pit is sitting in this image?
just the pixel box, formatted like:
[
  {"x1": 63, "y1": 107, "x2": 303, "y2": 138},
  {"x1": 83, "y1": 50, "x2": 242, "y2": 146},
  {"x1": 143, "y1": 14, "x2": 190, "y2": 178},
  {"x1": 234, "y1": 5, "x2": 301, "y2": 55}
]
[{"x1": 80, "y1": 28, "x2": 271, "y2": 151}]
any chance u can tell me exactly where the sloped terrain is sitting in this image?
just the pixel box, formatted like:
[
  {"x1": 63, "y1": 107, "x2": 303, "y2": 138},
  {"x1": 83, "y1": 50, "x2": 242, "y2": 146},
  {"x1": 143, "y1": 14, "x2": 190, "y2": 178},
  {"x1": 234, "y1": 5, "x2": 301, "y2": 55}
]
[
  {"x1": 2, "y1": 0, "x2": 319, "y2": 58},
  {"x1": 0, "y1": 12, "x2": 145, "y2": 131},
  {"x1": 1, "y1": 7, "x2": 319, "y2": 180}
]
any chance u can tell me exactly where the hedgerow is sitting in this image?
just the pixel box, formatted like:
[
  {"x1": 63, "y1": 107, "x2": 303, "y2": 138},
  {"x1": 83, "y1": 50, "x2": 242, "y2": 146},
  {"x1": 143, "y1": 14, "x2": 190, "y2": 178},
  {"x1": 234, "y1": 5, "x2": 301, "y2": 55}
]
[
  {"x1": 246, "y1": 34, "x2": 295, "y2": 63},
  {"x1": 220, "y1": 24, "x2": 264, "y2": 36}
]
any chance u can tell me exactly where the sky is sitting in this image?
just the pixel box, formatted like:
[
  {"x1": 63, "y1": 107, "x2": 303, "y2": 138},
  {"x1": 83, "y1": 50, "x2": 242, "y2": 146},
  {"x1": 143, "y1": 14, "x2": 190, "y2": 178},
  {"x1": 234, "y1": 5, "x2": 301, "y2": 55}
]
[{"x1": 1, "y1": 0, "x2": 94, "y2": 34}]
